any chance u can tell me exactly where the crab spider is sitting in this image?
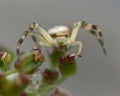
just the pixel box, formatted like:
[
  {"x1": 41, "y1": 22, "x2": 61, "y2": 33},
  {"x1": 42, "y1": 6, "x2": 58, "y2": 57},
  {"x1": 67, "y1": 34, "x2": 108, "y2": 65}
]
[{"x1": 16, "y1": 21, "x2": 106, "y2": 59}]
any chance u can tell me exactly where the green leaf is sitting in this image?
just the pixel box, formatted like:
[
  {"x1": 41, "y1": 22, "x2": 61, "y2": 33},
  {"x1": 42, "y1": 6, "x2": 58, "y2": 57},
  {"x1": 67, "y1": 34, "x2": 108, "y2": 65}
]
[
  {"x1": 23, "y1": 61, "x2": 43, "y2": 74},
  {"x1": 0, "y1": 60, "x2": 9, "y2": 71},
  {"x1": 59, "y1": 61, "x2": 77, "y2": 77},
  {"x1": 14, "y1": 51, "x2": 44, "y2": 74},
  {"x1": 0, "y1": 60, "x2": 4, "y2": 67}
]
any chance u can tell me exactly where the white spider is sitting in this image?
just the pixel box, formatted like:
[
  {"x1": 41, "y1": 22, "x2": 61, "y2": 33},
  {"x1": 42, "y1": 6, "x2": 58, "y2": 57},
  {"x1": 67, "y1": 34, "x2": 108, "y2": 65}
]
[{"x1": 16, "y1": 21, "x2": 106, "y2": 59}]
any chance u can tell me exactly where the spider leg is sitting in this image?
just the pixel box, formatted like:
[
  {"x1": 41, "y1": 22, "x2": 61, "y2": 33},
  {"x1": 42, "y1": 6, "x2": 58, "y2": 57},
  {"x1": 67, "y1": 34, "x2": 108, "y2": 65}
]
[
  {"x1": 70, "y1": 21, "x2": 107, "y2": 55},
  {"x1": 70, "y1": 22, "x2": 81, "y2": 43},
  {"x1": 32, "y1": 23, "x2": 55, "y2": 46},
  {"x1": 71, "y1": 41, "x2": 83, "y2": 59},
  {"x1": 16, "y1": 30, "x2": 39, "y2": 55},
  {"x1": 33, "y1": 33, "x2": 54, "y2": 47},
  {"x1": 16, "y1": 23, "x2": 55, "y2": 56}
]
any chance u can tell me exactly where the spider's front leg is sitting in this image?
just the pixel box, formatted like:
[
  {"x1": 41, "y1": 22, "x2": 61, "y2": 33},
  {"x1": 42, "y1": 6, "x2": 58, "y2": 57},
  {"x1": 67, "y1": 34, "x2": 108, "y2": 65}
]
[
  {"x1": 70, "y1": 21, "x2": 107, "y2": 58},
  {"x1": 16, "y1": 27, "x2": 38, "y2": 55},
  {"x1": 70, "y1": 22, "x2": 83, "y2": 58},
  {"x1": 16, "y1": 23, "x2": 55, "y2": 56},
  {"x1": 33, "y1": 23, "x2": 55, "y2": 46},
  {"x1": 71, "y1": 41, "x2": 83, "y2": 59}
]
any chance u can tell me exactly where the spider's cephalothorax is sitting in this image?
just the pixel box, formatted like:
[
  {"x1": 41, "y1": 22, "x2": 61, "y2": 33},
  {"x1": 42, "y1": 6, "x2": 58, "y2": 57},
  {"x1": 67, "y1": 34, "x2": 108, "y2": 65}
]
[
  {"x1": 48, "y1": 26, "x2": 71, "y2": 50},
  {"x1": 16, "y1": 21, "x2": 106, "y2": 59}
]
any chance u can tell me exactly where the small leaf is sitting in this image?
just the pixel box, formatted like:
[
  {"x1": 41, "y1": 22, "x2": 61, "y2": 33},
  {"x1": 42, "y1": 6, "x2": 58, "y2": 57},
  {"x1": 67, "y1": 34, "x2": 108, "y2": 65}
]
[
  {"x1": 14, "y1": 49, "x2": 45, "y2": 74},
  {"x1": 59, "y1": 61, "x2": 76, "y2": 77}
]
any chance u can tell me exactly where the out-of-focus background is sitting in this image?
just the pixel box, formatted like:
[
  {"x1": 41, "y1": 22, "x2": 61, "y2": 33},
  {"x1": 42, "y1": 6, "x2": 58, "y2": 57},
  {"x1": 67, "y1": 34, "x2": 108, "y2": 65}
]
[{"x1": 0, "y1": 0, "x2": 120, "y2": 96}]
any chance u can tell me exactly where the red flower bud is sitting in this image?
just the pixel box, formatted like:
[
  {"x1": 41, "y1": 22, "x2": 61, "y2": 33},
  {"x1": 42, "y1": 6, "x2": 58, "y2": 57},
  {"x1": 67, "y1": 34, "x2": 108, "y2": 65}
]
[{"x1": 42, "y1": 69, "x2": 59, "y2": 84}]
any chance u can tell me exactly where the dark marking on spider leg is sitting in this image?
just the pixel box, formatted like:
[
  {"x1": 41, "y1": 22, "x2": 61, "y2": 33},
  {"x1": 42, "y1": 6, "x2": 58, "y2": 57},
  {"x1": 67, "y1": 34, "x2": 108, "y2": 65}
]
[
  {"x1": 81, "y1": 21, "x2": 87, "y2": 27},
  {"x1": 18, "y1": 38, "x2": 24, "y2": 44},
  {"x1": 98, "y1": 31, "x2": 103, "y2": 37},
  {"x1": 81, "y1": 21, "x2": 106, "y2": 55},
  {"x1": 98, "y1": 39, "x2": 107, "y2": 55},
  {"x1": 28, "y1": 27, "x2": 34, "y2": 31},
  {"x1": 96, "y1": 27, "x2": 107, "y2": 55},
  {"x1": 101, "y1": 43, "x2": 106, "y2": 54},
  {"x1": 90, "y1": 30, "x2": 96, "y2": 35},
  {"x1": 92, "y1": 24, "x2": 97, "y2": 29},
  {"x1": 90, "y1": 24, "x2": 103, "y2": 39},
  {"x1": 28, "y1": 23, "x2": 36, "y2": 31},
  {"x1": 28, "y1": 24, "x2": 39, "y2": 44},
  {"x1": 92, "y1": 24, "x2": 103, "y2": 38},
  {"x1": 16, "y1": 31, "x2": 30, "y2": 55},
  {"x1": 31, "y1": 34, "x2": 40, "y2": 48},
  {"x1": 92, "y1": 25, "x2": 103, "y2": 38},
  {"x1": 16, "y1": 40, "x2": 22, "y2": 55},
  {"x1": 97, "y1": 31, "x2": 107, "y2": 55},
  {"x1": 99, "y1": 39, "x2": 104, "y2": 47},
  {"x1": 90, "y1": 29, "x2": 102, "y2": 38},
  {"x1": 31, "y1": 35, "x2": 37, "y2": 43}
]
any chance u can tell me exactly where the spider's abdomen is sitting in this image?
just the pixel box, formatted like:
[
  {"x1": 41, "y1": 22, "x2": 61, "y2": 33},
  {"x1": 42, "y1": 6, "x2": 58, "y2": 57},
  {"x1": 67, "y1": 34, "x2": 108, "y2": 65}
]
[{"x1": 48, "y1": 26, "x2": 70, "y2": 38}]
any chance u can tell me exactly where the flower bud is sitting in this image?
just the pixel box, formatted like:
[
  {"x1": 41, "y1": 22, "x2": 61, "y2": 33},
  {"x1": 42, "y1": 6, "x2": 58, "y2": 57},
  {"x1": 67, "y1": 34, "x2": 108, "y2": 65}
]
[
  {"x1": 58, "y1": 54, "x2": 76, "y2": 65},
  {"x1": 50, "y1": 87, "x2": 72, "y2": 96},
  {"x1": 58, "y1": 54, "x2": 77, "y2": 77},
  {"x1": 42, "y1": 69, "x2": 59, "y2": 84}
]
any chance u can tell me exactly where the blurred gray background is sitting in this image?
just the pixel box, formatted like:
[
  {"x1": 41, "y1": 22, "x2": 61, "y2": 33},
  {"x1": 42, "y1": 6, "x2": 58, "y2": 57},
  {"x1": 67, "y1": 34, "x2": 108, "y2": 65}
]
[{"x1": 0, "y1": 0, "x2": 120, "y2": 96}]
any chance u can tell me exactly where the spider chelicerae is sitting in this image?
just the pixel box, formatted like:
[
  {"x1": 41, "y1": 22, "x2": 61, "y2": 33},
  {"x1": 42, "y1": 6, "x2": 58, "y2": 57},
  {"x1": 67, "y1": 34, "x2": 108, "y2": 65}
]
[{"x1": 16, "y1": 21, "x2": 106, "y2": 59}]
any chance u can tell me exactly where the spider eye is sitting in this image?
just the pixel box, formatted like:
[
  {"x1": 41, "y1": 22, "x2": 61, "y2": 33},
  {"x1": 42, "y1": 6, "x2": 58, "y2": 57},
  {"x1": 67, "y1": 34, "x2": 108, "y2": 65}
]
[
  {"x1": 65, "y1": 35, "x2": 68, "y2": 37},
  {"x1": 50, "y1": 33, "x2": 57, "y2": 38}
]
